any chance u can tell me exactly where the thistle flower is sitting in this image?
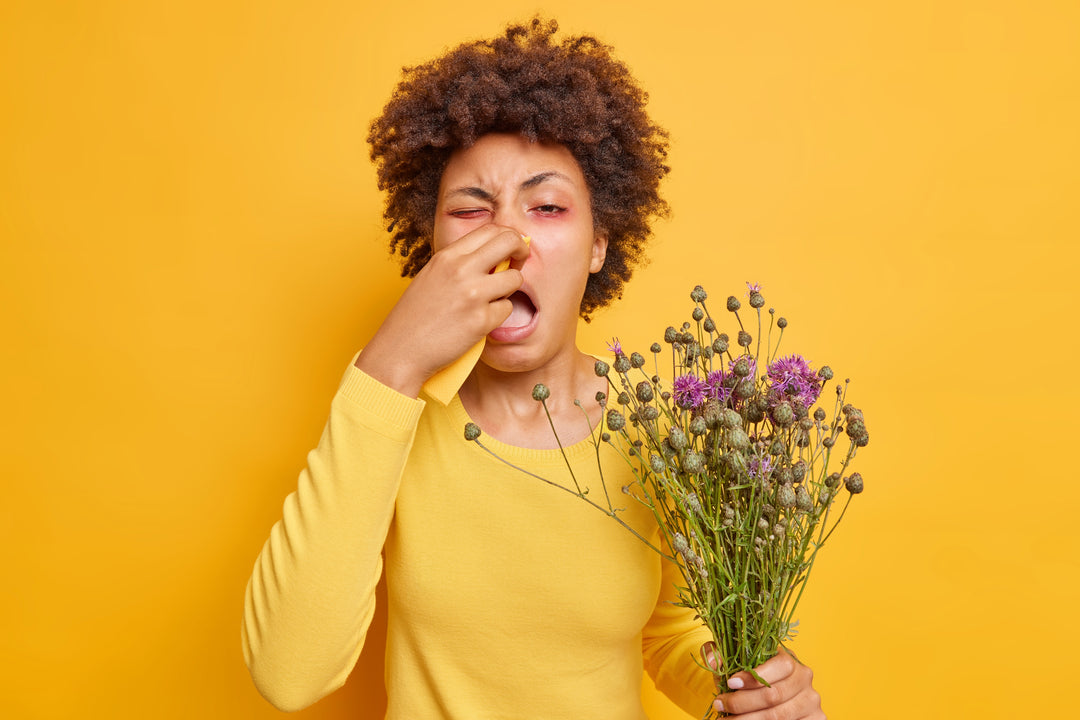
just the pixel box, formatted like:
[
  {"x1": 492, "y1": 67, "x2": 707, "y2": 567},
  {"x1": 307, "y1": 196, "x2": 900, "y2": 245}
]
[
  {"x1": 673, "y1": 374, "x2": 707, "y2": 409},
  {"x1": 607, "y1": 337, "x2": 623, "y2": 355},
  {"x1": 727, "y1": 296, "x2": 741, "y2": 312},
  {"x1": 532, "y1": 383, "x2": 551, "y2": 401},
  {"x1": 594, "y1": 360, "x2": 610, "y2": 377},
  {"x1": 691, "y1": 285, "x2": 708, "y2": 302},
  {"x1": 766, "y1": 354, "x2": 822, "y2": 410},
  {"x1": 747, "y1": 282, "x2": 765, "y2": 309},
  {"x1": 630, "y1": 352, "x2": 646, "y2": 368}
]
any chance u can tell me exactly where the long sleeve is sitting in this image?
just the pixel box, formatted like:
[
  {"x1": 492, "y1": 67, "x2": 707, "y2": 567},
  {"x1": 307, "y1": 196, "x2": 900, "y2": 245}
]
[
  {"x1": 241, "y1": 363, "x2": 426, "y2": 712},
  {"x1": 642, "y1": 546, "x2": 718, "y2": 716}
]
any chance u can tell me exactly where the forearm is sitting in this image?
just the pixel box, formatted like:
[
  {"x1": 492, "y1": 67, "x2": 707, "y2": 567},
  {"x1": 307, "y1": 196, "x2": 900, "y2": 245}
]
[{"x1": 242, "y1": 364, "x2": 425, "y2": 711}]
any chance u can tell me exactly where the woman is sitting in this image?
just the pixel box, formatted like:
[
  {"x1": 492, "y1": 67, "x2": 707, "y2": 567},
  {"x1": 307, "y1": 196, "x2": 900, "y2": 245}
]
[{"x1": 243, "y1": 18, "x2": 824, "y2": 719}]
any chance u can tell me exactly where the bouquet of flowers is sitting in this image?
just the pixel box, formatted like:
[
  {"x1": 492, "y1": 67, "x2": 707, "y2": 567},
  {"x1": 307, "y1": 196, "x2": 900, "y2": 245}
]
[{"x1": 466, "y1": 284, "x2": 870, "y2": 718}]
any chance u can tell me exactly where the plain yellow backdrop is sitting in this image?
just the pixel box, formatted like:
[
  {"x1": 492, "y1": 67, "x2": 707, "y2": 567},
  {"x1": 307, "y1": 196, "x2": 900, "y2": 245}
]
[{"x1": 2, "y1": 1, "x2": 1078, "y2": 718}]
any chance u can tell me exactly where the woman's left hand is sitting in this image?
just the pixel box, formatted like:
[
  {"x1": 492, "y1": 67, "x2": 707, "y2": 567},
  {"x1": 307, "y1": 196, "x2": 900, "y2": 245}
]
[{"x1": 705, "y1": 644, "x2": 825, "y2": 719}]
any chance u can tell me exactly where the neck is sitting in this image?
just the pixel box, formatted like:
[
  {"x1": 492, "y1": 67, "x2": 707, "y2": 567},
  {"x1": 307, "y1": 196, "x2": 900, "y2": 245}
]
[{"x1": 459, "y1": 347, "x2": 605, "y2": 449}]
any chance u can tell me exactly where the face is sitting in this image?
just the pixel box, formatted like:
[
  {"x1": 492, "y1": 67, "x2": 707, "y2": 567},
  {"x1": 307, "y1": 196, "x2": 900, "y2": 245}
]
[{"x1": 433, "y1": 133, "x2": 607, "y2": 372}]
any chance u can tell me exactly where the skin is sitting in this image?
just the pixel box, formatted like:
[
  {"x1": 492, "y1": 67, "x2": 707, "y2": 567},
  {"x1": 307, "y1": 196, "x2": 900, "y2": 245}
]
[{"x1": 357, "y1": 132, "x2": 825, "y2": 717}]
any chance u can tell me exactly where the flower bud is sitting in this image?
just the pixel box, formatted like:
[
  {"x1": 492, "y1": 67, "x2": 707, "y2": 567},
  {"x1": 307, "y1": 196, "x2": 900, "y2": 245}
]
[
  {"x1": 822, "y1": 436, "x2": 835, "y2": 448},
  {"x1": 777, "y1": 317, "x2": 788, "y2": 329},
  {"x1": 636, "y1": 381, "x2": 654, "y2": 403},
  {"x1": 686, "y1": 492, "x2": 703, "y2": 516},
  {"x1": 672, "y1": 532, "x2": 690, "y2": 555},
  {"x1": 531, "y1": 383, "x2": 550, "y2": 401},
  {"x1": 667, "y1": 426, "x2": 689, "y2": 450},
  {"x1": 713, "y1": 337, "x2": 728, "y2": 354},
  {"x1": 818, "y1": 365, "x2": 834, "y2": 381},
  {"x1": 650, "y1": 342, "x2": 662, "y2": 354},
  {"x1": 727, "y1": 427, "x2": 750, "y2": 451},
  {"x1": 664, "y1": 326, "x2": 678, "y2": 343},
  {"x1": 796, "y1": 485, "x2": 813, "y2": 512},
  {"x1": 749, "y1": 290, "x2": 765, "y2": 308},
  {"x1": 813, "y1": 407, "x2": 826, "y2": 422},
  {"x1": 649, "y1": 454, "x2": 666, "y2": 474},
  {"x1": 602, "y1": 432, "x2": 611, "y2": 442},
  {"x1": 844, "y1": 472, "x2": 864, "y2": 494},
  {"x1": 771, "y1": 401, "x2": 795, "y2": 427},
  {"x1": 776, "y1": 465, "x2": 794, "y2": 485},
  {"x1": 689, "y1": 416, "x2": 707, "y2": 436},
  {"x1": 683, "y1": 451, "x2": 705, "y2": 473},
  {"x1": 464, "y1": 423, "x2": 481, "y2": 441},
  {"x1": 732, "y1": 356, "x2": 752, "y2": 378},
  {"x1": 727, "y1": 296, "x2": 741, "y2": 312},
  {"x1": 691, "y1": 285, "x2": 708, "y2": 302},
  {"x1": 734, "y1": 379, "x2": 756, "y2": 401},
  {"x1": 738, "y1": 330, "x2": 752, "y2": 347},
  {"x1": 594, "y1": 360, "x2": 610, "y2": 377},
  {"x1": 595, "y1": 391, "x2": 607, "y2": 405},
  {"x1": 703, "y1": 317, "x2": 716, "y2": 333},
  {"x1": 617, "y1": 391, "x2": 631, "y2": 406},
  {"x1": 721, "y1": 408, "x2": 741, "y2": 430},
  {"x1": 630, "y1": 352, "x2": 645, "y2": 368},
  {"x1": 613, "y1": 355, "x2": 631, "y2": 373},
  {"x1": 778, "y1": 483, "x2": 796, "y2": 508},
  {"x1": 640, "y1": 405, "x2": 660, "y2": 421},
  {"x1": 606, "y1": 409, "x2": 626, "y2": 431},
  {"x1": 692, "y1": 307, "x2": 705, "y2": 321},
  {"x1": 825, "y1": 472, "x2": 841, "y2": 488},
  {"x1": 791, "y1": 459, "x2": 807, "y2": 482}
]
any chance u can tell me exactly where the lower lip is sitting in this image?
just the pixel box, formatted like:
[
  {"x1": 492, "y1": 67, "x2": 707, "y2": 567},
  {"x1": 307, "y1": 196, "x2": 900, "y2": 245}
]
[{"x1": 487, "y1": 309, "x2": 539, "y2": 343}]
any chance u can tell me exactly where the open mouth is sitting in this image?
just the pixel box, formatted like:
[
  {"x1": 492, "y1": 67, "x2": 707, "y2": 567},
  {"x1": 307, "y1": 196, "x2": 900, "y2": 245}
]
[
  {"x1": 500, "y1": 291, "x2": 537, "y2": 328},
  {"x1": 488, "y1": 290, "x2": 539, "y2": 342}
]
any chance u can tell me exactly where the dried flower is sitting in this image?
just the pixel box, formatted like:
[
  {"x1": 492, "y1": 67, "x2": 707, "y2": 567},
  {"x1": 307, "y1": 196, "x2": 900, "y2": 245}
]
[
  {"x1": 691, "y1": 285, "x2": 708, "y2": 302},
  {"x1": 607, "y1": 337, "x2": 623, "y2": 355},
  {"x1": 727, "y1": 296, "x2": 741, "y2": 312}
]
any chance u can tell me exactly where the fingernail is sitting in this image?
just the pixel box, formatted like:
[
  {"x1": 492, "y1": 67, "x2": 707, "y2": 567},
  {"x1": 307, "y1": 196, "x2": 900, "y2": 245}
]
[
  {"x1": 727, "y1": 677, "x2": 744, "y2": 690},
  {"x1": 713, "y1": 699, "x2": 725, "y2": 713}
]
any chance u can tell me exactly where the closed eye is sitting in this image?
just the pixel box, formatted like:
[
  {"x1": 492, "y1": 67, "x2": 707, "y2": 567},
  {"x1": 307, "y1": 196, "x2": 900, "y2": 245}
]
[{"x1": 449, "y1": 208, "x2": 489, "y2": 219}]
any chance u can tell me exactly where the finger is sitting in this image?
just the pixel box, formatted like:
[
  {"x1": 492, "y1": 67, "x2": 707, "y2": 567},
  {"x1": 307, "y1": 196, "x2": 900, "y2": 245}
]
[
  {"x1": 725, "y1": 648, "x2": 797, "y2": 690},
  {"x1": 471, "y1": 228, "x2": 530, "y2": 274}
]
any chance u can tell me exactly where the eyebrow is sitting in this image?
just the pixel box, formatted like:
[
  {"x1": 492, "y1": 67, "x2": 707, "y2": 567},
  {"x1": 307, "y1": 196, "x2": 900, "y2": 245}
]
[{"x1": 445, "y1": 171, "x2": 572, "y2": 201}]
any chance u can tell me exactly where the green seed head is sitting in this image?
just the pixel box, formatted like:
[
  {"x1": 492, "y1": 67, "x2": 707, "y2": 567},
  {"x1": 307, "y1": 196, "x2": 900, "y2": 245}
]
[
  {"x1": 636, "y1": 381, "x2": 655, "y2": 403},
  {"x1": 630, "y1": 352, "x2": 646, "y2": 368},
  {"x1": 594, "y1": 360, "x2": 610, "y2": 377},
  {"x1": 464, "y1": 423, "x2": 481, "y2": 441},
  {"x1": 845, "y1": 472, "x2": 865, "y2": 494},
  {"x1": 531, "y1": 383, "x2": 550, "y2": 401},
  {"x1": 606, "y1": 409, "x2": 626, "y2": 431}
]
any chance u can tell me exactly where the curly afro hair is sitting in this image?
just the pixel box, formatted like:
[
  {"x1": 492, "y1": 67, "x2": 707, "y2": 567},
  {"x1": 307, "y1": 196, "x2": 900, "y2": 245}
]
[{"x1": 367, "y1": 17, "x2": 670, "y2": 318}]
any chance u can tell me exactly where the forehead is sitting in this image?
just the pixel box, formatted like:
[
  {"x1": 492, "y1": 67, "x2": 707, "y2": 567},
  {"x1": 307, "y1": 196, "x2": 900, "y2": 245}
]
[{"x1": 439, "y1": 133, "x2": 587, "y2": 193}]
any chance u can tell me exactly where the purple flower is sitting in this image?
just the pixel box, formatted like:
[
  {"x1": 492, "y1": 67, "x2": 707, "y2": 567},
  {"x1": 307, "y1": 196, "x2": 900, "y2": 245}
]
[
  {"x1": 746, "y1": 281, "x2": 761, "y2": 294},
  {"x1": 705, "y1": 369, "x2": 731, "y2": 404},
  {"x1": 607, "y1": 337, "x2": 623, "y2": 356},
  {"x1": 766, "y1": 354, "x2": 822, "y2": 410},
  {"x1": 672, "y1": 374, "x2": 707, "y2": 409},
  {"x1": 748, "y1": 455, "x2": 774, "y2": 482}
]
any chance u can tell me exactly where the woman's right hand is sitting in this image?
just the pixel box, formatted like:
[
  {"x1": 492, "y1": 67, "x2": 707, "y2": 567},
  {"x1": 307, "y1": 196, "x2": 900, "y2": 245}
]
[{"x1": 354, "y1": 225, "x2": 530, "y2": 397}]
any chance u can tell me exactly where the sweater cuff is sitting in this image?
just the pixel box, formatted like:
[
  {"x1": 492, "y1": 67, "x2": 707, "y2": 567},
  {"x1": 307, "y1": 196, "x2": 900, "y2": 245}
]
[{"x1": 336, "y1": 361, "x2": 426, "y2": 432}]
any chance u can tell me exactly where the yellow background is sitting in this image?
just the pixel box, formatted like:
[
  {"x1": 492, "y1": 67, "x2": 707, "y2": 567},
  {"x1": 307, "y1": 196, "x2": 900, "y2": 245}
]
[{"x1": 3, "y1": 1, "x2": 1078, "y2": 718}]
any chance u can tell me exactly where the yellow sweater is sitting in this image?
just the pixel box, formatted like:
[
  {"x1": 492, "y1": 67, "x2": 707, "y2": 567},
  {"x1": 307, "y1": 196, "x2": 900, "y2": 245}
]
[{"x1": 243, "y1": 361, "x2": 716, "y2": 718}]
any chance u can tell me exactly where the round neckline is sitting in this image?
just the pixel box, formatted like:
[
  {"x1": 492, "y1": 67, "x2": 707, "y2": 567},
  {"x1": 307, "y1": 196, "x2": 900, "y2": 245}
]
[{"x1": 445, "y1": 392, "x2": 607, "y2": 466}]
